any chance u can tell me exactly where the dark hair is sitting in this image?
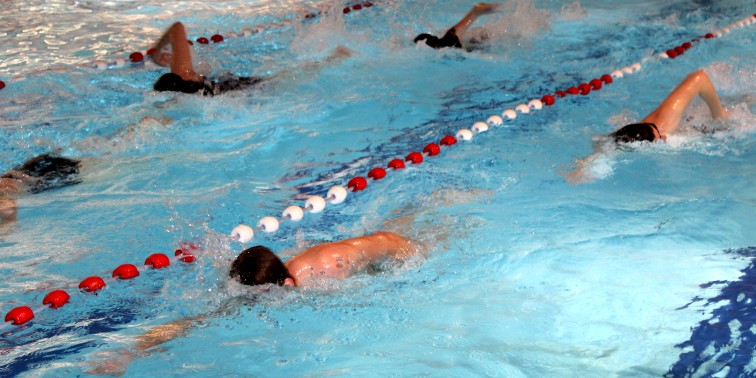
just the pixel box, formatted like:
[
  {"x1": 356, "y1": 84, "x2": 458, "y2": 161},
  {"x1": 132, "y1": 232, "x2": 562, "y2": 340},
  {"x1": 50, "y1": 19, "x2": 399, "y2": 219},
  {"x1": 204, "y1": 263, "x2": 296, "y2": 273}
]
[
  {"x1": 229, "y1": 246, "x2": 292, "y2": 286},
  {"x1": 154, "y1": 73, "x2": 212, "y2": 95},
  {"x1": 611, "y1": 123, "x2": 658, "y2": 144},
  {"x1": 2, "y1": 154, "x2": 81, "y2": 193}
]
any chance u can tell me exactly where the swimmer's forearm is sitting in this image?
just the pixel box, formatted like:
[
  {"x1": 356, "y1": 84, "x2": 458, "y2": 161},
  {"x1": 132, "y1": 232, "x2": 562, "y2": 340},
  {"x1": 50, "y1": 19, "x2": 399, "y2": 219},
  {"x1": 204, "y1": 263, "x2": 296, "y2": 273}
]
[
  {"x1": 132, "y1": 315, "x2": 204, "y2": 354},
  {"x1": 154, "y1": 22, "x2": 182, "y2": 51}
]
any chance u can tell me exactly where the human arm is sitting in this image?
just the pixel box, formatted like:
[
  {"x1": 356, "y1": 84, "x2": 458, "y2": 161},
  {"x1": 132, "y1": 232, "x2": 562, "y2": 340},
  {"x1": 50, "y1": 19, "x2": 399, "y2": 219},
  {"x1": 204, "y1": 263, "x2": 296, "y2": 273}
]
[
  {"x1": 448, "y1": 3, "x2": 499, "y2": 37},
  {"x1": 0, "y1": 178, "x2": 25, "y2": 196},
  {"x1": 86, "y1": 315, "x2": 205, "y2": 375},
  {"x1": 285, "y1": 232, "x2": 417, "y2": 284},
  {"x1": 640, "y1": 70, "x2": 727, "y2": 137},
  {"x1": 0, "y1": 197, "x2": 18, "y2": 223},
  {"x1": 152, "y1": 22, "x2": 197, "y2": 81}
]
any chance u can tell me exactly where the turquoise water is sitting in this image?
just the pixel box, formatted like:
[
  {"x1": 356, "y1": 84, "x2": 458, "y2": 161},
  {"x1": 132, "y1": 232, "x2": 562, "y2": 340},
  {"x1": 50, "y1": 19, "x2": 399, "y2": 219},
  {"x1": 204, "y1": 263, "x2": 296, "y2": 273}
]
[{"x1": 1, "y1": 0, "x2": 755, "y2": 376}]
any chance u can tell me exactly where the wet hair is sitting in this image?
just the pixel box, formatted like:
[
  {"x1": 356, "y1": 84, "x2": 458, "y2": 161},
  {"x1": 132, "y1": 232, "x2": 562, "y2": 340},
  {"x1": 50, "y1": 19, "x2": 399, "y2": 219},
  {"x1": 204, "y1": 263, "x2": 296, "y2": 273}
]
[
  {"x1": 2, "y1": 154, "x2": 81, "y2": 193},
  {"x1": 154, "y1": 73, "x2": 213, "y2": 95},
  {"x1": 229, "y1": 246, "x2": 292, "y2": 286},
  {"x1": 610, "y1": 123, "x2": 659, "y2": 144}
]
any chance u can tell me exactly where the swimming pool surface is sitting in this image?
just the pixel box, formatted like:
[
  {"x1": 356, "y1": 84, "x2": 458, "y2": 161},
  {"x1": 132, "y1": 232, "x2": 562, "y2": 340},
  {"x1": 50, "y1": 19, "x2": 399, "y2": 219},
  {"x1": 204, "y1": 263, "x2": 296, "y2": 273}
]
[{"x1": 1, "y1": 0, "x2": 755, "y2": 376}]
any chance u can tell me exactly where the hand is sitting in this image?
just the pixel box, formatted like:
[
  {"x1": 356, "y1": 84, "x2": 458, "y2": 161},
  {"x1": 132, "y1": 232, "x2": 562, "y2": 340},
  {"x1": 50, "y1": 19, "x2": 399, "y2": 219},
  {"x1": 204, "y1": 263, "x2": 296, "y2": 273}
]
[
  {"x1": 153, "y1": 51, "x2": 172, "y2": 67},
  {"x1": 474, "y1": 3, "x2": 500, "y2": 15},
  {"x1": 84, "y1": 349, "x2": 135, "y2": 376}
]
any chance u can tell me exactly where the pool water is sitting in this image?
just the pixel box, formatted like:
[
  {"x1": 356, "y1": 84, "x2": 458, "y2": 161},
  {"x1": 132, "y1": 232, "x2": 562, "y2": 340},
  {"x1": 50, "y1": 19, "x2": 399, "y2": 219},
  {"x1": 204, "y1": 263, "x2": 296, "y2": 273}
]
[{"x1": 1, "y1": 0, "x2": 755, "y2": 376}]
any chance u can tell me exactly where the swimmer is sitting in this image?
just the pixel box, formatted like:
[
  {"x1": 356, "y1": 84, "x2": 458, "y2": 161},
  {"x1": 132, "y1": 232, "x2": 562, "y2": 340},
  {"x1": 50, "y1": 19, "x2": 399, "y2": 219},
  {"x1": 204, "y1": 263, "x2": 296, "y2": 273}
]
[
  {"x1": 414, "y1": 2, "x2": 500, "y2": 50},
  {"x1": 230, "y1": 232, "x2": 418, "y2": 287},
  {"x1": 0, "y1": 116, "x2": 172, "y2": 225},
  {"x1": 86, "y1": 231, "x2": 419, "y2": 375},
  {"x1": 151, "y1": 22, "x2": 352, "y2": 95},
  {"x1": 0, "y1": 154, "x2": 80, "y2": 224},
  {"x1": 0, "y1": 154, "x2": 81, "y2": 223},
  {"x1": 0, "y1": 154, "x2": 82, "y2": 197},
  {"x1": 86, "y1": 188, "x2": 489, "y2": 375},
  {"x1": 566, "y1": 70, "x2": 728, "y2": 184}
]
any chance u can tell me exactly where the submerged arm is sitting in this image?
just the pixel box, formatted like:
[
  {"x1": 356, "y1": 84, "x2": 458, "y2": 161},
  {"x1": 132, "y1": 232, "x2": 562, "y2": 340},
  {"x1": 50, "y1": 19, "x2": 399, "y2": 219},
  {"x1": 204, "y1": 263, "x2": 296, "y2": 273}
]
[{"x1": 86, "y1": 315, "x2": 205, "y2": 375}]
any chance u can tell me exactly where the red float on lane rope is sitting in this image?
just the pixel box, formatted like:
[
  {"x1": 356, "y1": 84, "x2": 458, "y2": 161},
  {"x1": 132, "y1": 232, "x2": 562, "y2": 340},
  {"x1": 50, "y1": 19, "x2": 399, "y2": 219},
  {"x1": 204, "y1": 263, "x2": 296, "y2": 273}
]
[
  {"x1": 5, "y1": 306, "x2": 34, "y2": 325},
  {"x1": 146, "y1": 48, "x2": 157, "y2": 56},
  {"x1": 0, "y1": 81, "x2": 5, "y2": 90},
  {"x1": 541, "y1": 95, "x2": 555, "y2": 106},
  {"x1": 566, "y1": 87, "x2": 579, "y2": 95},
  {"x1": 555, "y1": 90, "x2": 566, "y2": 97},
  {"x1": 145, "y1": 254, "x2": 171, "y2": 269},
  {"x1": 43, "y1": 290, "x2": 70, "y2": 309},
  {"x1": 368, "y1": 167, "x2": 386, "y2": 180},
  {"x1": 347, "y1": 176, "x2": 368, "y2": 192},
  {"x1": 79, "y1": 276, "x2": 106, "y2": 292},
  {"x1": 343, "y1": 7, "x2": 350, "y2": 14},
  {"x1": 440, "y1": 135, "x2": 457, "y2": 146},
  {"x1": 405, "y1": 151, "x2": 423, "y2": 164},
  {"x1": 600, "y1": 74, "x2": 613, "y2": 84},
  {"x1": 388, "y1": 159, "x2": 405, "y2": 169},
  {"x1": 175, "y1": 242, "x2": 198, "y2": 263},
  {"x1": 113, "y1": 264, "x2": 140, "y2": 279},
  {"x1": 129, "y1": 52, "x2": 144, "y2": 63},
  {"x1": 578, "y1": 83, "x2": 591, "y2": 95},
  {"x1": 666, "y1": 49, "x2": 678, "y2": 58},
  {"x1": 197, "y1": 37, "x2": 209, "y2": 44},
  {"x1": 589, "y1": 79, "x2": 603, "y2": 90},
  {"x1": 175, "y1": 249, "x2": 197, "y2": 263},
  {"x1": 352, "y1": 4, "x2": 362, "y2": 10},
  {"x1": 423, "y1": 143, "x2": 440, "y2": 156},
  {"x1": 211, "y1": 34, "x2": 224, "y2": 43}
]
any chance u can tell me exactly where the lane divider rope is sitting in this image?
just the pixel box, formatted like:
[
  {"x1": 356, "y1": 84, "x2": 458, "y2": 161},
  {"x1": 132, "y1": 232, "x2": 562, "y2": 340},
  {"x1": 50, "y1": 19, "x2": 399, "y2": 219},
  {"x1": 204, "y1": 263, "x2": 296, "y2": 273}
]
[
  {"x1": 228, "y1": 13, "x2": 755, "y2": 243},
  {"x1": 1, "y1": 242, "x2": 198, "y2": 329},
  {"x1": 2, "y1": 12, "x2": 753, "y2": 330}
]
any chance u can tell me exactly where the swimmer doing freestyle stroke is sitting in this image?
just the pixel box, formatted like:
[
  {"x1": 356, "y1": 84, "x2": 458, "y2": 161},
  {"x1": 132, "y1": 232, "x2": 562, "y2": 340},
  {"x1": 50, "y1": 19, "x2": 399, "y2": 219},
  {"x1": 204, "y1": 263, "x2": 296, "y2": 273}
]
[
  {"x1": 151, "y1": 22, "x2": 352, "y2": 95},
  {"x1": 86, "y1": 188, "x2": 490, "y2": 375},
  {"x1": 566, "y1": 70, "x2": 729, "y2": 184},
  {"x1": 414, "y1": 3, "x2": 500, "y2": 50}
]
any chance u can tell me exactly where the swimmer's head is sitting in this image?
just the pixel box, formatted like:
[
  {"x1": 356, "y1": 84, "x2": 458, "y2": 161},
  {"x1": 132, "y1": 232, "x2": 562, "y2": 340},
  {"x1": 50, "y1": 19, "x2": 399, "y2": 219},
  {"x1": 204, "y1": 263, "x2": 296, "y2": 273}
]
[
  {"x1": 610, "y1": 123, "x2": 658, "y2": 144},
  {"x1": 229, "y1": 246, "x2": 294, "y2": 287},
  {"x1": 154, "y1": 73, "x2": 208, "y2": 94},
  {"x1": 414, "y1": 33, "x2": 441, "y2": 48}
]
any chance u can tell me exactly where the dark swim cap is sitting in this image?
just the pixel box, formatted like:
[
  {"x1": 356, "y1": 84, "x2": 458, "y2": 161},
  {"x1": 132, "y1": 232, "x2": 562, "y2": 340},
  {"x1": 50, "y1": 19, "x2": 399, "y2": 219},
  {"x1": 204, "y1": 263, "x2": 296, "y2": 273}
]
[
  {"x1": 2, "y1": 154, "x2": 81, "y2": 193},
  {"x1": 154, "y1": 73, "x2": 209, "y2": 94},
  {"x1": 611, "y1": 123, "x2": 659, "y2": 143},
  {"x1": 414, "y1": 33, "x2": 442, "y2": 48}
]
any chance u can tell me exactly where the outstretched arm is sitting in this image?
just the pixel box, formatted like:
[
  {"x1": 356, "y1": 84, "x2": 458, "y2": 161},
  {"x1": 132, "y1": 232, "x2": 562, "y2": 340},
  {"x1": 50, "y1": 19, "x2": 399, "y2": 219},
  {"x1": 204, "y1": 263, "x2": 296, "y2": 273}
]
[
  {"x1": 86, "y1": 315, "x2": 204, "y2": 375},
  {"x1": 448, "y1": 3, "x2": 499, "y2": 37},
  {"x1": 641, "y1": 70, "x2": 727, "y2": 137},
  {"x1": 152, "y1": 22, "x2": 197, "y2": 81}
]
